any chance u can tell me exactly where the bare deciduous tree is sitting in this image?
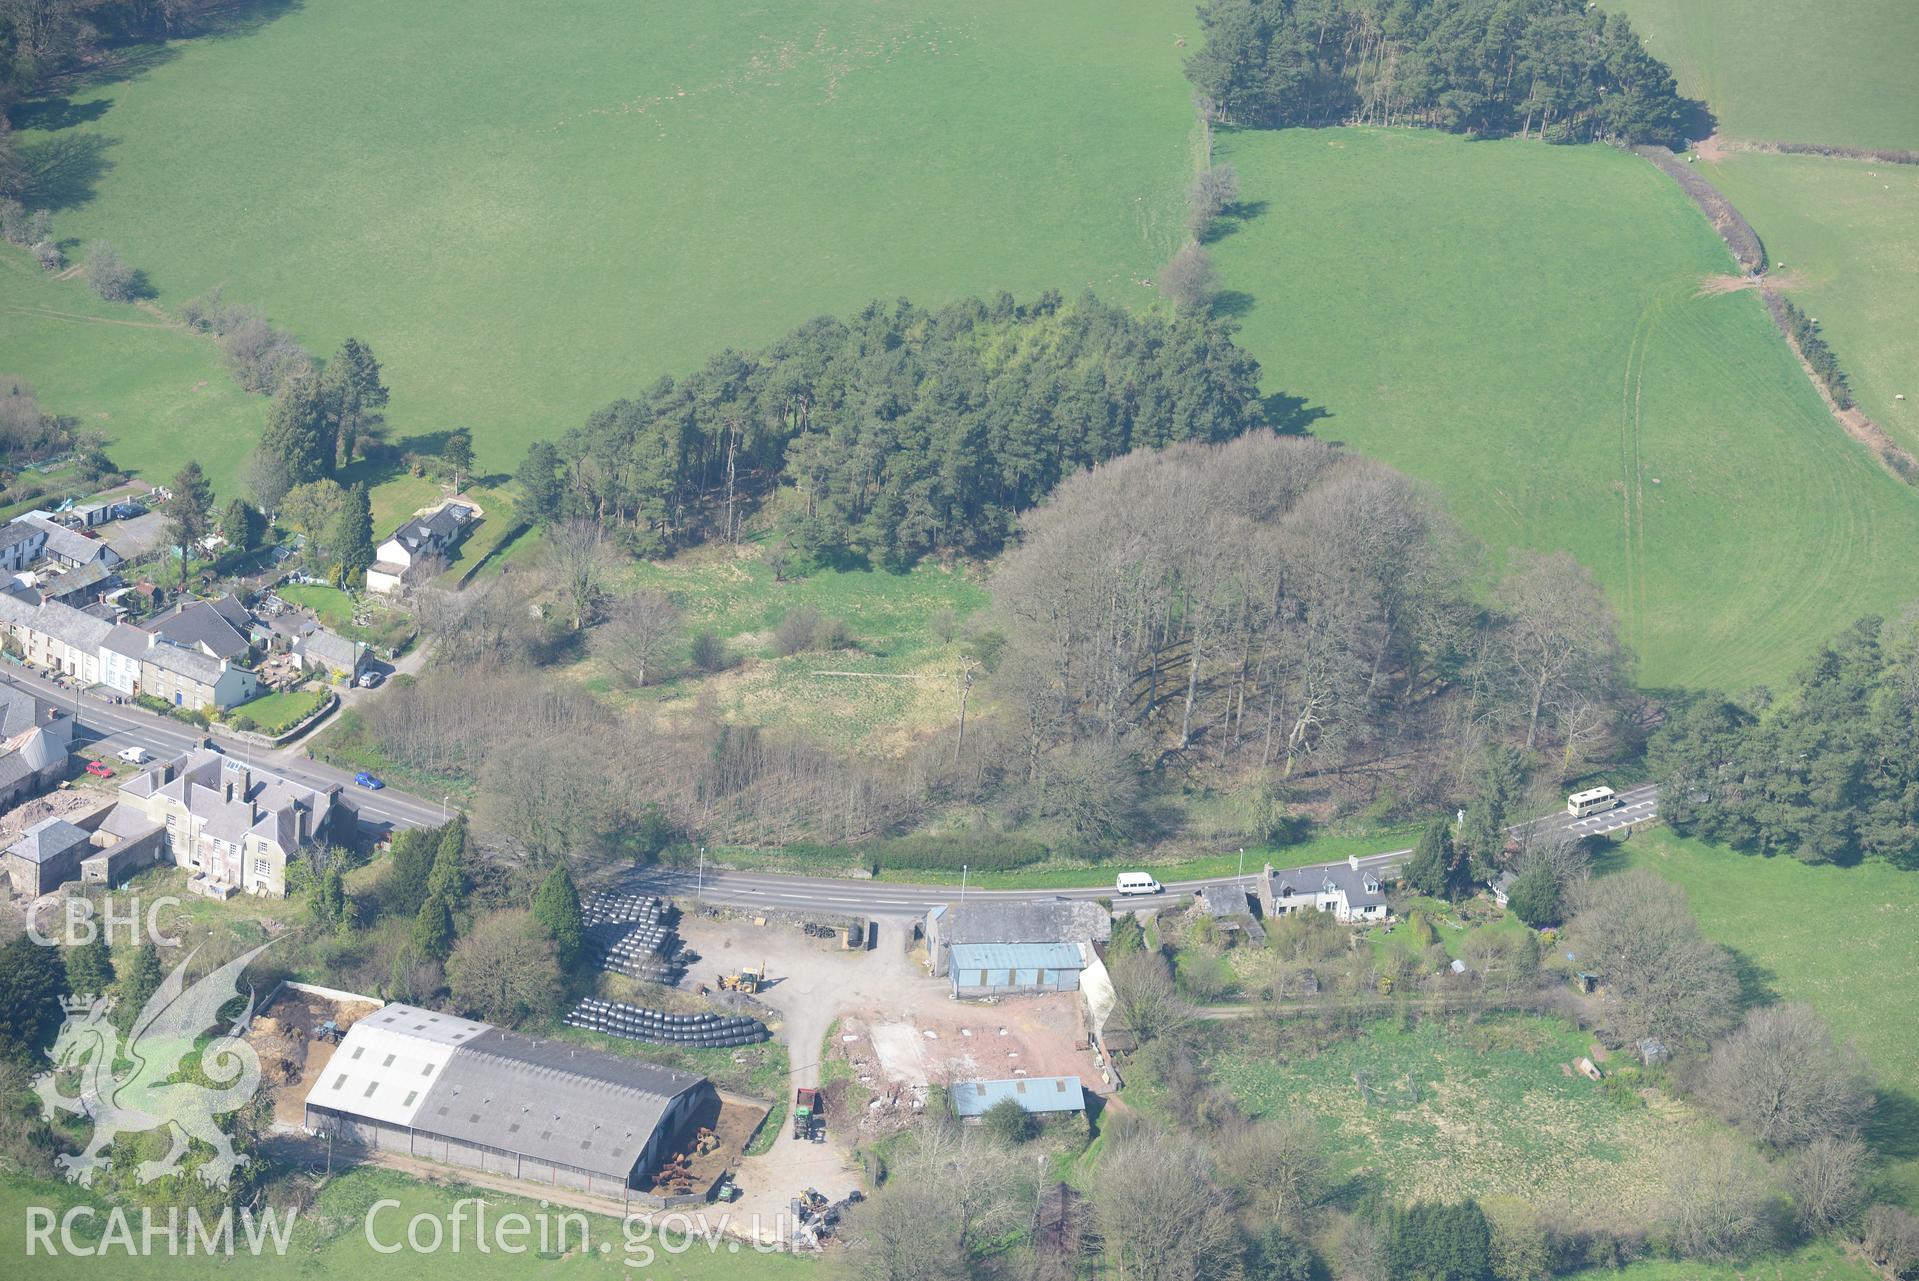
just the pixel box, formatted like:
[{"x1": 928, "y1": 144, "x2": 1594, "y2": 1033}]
[
  {"x1": 1704, "y1": 1004, "x2": 1871, "y2": 1149},
  {"x1": 1157, "y1": 243, "x2": 1218, "y2": 312},
  {"x1": 1187, "y1": 164, "x2": 1241, "y2": 234},
  {"x1": 1495, "y1": 550, "x2": 1623, "y2": 751},
  {"x1": 479, "y1": 735, "x2": 617, "y2": 868},
  {"x1": 1661, "y1": 1137, "x2": 1773, "y2": 1263},
  {"x1": 1107, "y1": 948, "x2": 1198, "y2": 1049},
  {"x1": 592, "y1": 589, "x2": 682, "y2": 688},
  {"x1": 1094, "y1": 1125, "x2": 1245, "y2": 1281},
  {"x1": 1219, "y1": 1109, "x2": 1330, "y2": 1228},
  {"x1": 542, "y1": 519, "x2": 617, "y2": 630},
  {"x1": 1565, "y1": 869, "x2": 1738, "y2": 1048},
  {"x1": 1787, "y1": 1135, "x2": 1868, "y2": 1236},
  {"x1": 840, "y1": 1119, "x2": 1030, "y2": 1281},
  {"x1": 1862, "y1": 1205, "x2": 1919, "y2": 1278}
]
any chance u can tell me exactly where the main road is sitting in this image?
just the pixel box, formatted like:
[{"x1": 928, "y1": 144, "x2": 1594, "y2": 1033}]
[
  {"x1": 8, "y1": 660, "x2": 1657, "y2": 914},
  {"x1": 622, "y1": 782, "x2": 1660, "y2": 918},
  {"x1": 0, "y1": 664, "x2": 450, "y2": 831}
]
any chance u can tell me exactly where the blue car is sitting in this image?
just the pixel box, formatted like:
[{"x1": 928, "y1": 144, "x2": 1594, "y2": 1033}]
[{"x1": 353, "y1": 771, "x2": 385, "y2": 791}]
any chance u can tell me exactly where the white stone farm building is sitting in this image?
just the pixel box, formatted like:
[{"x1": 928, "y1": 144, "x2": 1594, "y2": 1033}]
[{"x1": 302, "y1": 1003, "x2": 713, "y2": 1197}]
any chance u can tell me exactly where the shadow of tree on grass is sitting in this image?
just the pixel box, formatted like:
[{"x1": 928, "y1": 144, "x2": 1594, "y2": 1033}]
[{"x1": 15, "y1": 133, "x2": 115, "y2": 211}]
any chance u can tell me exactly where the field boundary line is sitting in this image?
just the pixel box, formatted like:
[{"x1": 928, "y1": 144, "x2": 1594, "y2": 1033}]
[{"x1": 0, "y1": 301, "x2": 174, "y2": 329}]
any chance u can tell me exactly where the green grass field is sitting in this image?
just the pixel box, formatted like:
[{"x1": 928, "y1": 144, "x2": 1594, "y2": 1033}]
[
  {"x1": 1608, "y1": 0, "x2": 1919, "y2": 150},
  {"x1": 0, "y1": 1169, "x2": 809, "y2": 1279},
  {"x1": 1194, "y1": 1013, "x2": 1706, "y2": 1226},
  {"x1": 1618, "y1": 828, "x2": 1919, "y2": 1207},
  {"x1": 12, "y1": 0, "x2": 1195, "y2": 480},
  {"x1": 1697, "y1": 152, "x2": 1919, "y2": 449},
  {"x1": 1208, "y1": 127, "x2": 1919, "y2": 691},
  {"x1": 0, "y1": 249, "x2": 266, "y2": 496}
]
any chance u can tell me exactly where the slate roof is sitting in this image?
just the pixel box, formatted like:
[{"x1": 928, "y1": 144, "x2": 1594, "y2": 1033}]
[
  {"x1": 1267, "y1": 861, "x2": 1388, "y2": 910},
  {"x1": 389, "y1": 503, "x2": 474, "y2": 553},
  {"x1": 0, "y1": 682, "x2": 45, "y2": 738},
  {"x1": 415, "y1": 1024, "x2": 706, "y2": 1180},
  {"x1": 143, "y1": 639, "x2": 226, "y2": 688},
  {"x1": 1196, "y1": 884, "x2": 1253, "y2": 917},
  {"x1": 934, "y1": 898, "x2": 1112, "y2": 947},
  {"x1": 951, "y1": 1076, "x2": 1085, "y2": 1118},
  {"x1": 0, "y1": 590, "x2": 112, "y2": 651},
  {"x1": 103, "y1": 623, "x2": 150, "y2": 660},
  {"x1": 17, "y1": 514, "x2": 117, "y2": 566},
  {"x1": 8, "y1": 818, "x2": 92, "y2": 866},
  {"x1": 150, "y1": 596, "x2": 251, "y2": 661},
  {"x1": 120, "y1": 748, "x2": 336, "y2": 852},
  {"x1": 296, "y1": 627, "x2": 362, "y2": 671}
]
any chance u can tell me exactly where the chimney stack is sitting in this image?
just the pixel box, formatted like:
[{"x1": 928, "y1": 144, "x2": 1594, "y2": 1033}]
[{"x1": 1348, "y1": 854, "x2": 1360, "y2": 872}]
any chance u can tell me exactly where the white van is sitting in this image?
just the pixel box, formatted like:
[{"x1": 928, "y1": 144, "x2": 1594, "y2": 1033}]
[
  {"x1": 1115, "y1": 872, "x2": 1163, "y2": 896},
  {"x1": 116, "y1": 746, "x2": 152, "y2": 765}
]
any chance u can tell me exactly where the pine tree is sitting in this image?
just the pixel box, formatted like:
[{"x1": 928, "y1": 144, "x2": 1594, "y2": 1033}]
[
  {"x1": 1460, "y1": 747, "x2": 1524, "y2": 879},
  {"x1": 63, "y1": 934, "x2": 115, "y2": 998},
  {"x1": 1405, "y1": 820, "x2": 1455, "y2": 898},
  {"x1": 319, "y1": 338, "x2": 388, "y2": 467},
  {"x1": 531, "y1": 861, "x2": 585, "y2": 971},
  {"x1": 385, "y1": 829, "x2": 434, "y2": 919},
  {"x1": 443, "y1": 430, "x2": 474, "y2": 495},
  {"x1": 333, "y1": 483, "x2": 375, "y2": 580},
  {"x1": 220, "y1": 497, "x2": 262, "y2": 551},
  {"x1": 165, "y1": 460, "x2": 215, "y2": 588},
  {"x1": 412, "y1": 892, "x2": 455, "y2": 961},
  {"x1": 260, "y1": 371, "x2": 333, "y2": 487},
  {"x1": 426, "y1": 818, "x2": 466, "y2": 906},
  {"x1": 119, "y1": 941, "x2": 163, "y2": 1025},
  {"x1": 518, "y1": 440, "x2": 563, "y2": 527}
]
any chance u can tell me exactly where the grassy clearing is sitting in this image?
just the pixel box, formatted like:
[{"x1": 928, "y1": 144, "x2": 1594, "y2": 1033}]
[
  {"x1": 13, "y1": 0, "x2": 1195, "y2": 481},
  {"x1": 0, "y1": 249, "x2": 265, "y2": 497},
  {"x1": 0, "y1": 1168, "x2": 810, "y2": 1278},
  {"x1": 1697, "y1": 152, "x2": 1919, "y2": 449},
  {"x1": 1608, "y1": 0, "x2": 1919, "y2": 151},
  {"x1": 1209, "y1": 127, "x2": 1919, "y2": 692},
  {"x1": 276, "y1": 583, "x2": 355, "y2": 628},
  {"x1": 582, "y1": 540, "x2": 987, "y2": 756},
  {"x1": 1194, "y1": 1013, "x2": 1704, "y2": 1225},
  {"x1": 1616, "y1": 828, "x2": 1919, "y2": 1207}
]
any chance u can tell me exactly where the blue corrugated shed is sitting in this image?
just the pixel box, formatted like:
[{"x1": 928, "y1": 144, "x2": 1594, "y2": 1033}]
[
  {"x1": 952, "y1": 1076, "x2": 1086, "y2": 1118},
  {"x1": 948, "y1": 942, "x2": 1084, "y2": 972}
]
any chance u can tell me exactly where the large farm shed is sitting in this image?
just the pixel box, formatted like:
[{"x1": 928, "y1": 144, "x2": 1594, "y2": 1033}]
[{"x1": 301, "y1": 1003, "x2": 712, "y2": 1197}]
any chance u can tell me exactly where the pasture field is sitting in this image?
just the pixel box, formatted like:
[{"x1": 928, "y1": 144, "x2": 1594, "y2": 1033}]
[
  {"x1": 1607, "y1": 0, "x2": 1919, "y2": 151},
  {"x1": 12, "y1": 0, "x2": 1195, "y2": 479},
  {"x1": 1207, "y1": 127, "x2": 1919, "y2": 692},
  {"x1": 1195, "y1": 1013, "x2": 1706, "y2": 1225},
  {"x1": 1698, "y1": 152, "x2": 1919, "y2": 449},
  {"x1": 1617, "y1": 828, "x2": 1919, "y2": 1207},
  {"x1": 0, "y1": 248, "x2": 264, "y2": 496},
  {"x1": 0, "y1": 1169, "x2": 807, "y2": 1280}
]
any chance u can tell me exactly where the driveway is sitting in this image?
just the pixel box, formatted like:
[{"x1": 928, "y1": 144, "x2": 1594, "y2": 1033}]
[{"x1": 676, "y1": 917, "x2": 923, "y2": 1243}]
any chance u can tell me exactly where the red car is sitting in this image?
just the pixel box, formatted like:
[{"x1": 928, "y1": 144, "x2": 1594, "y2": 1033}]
[{"x1": 83, "y1": 761, "x2": 113, "y2": 779}]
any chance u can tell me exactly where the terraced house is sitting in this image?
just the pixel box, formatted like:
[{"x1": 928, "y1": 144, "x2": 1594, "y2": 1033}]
[{"x1": 110, "y1": 748, "x2": 348, "y2": 897}]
